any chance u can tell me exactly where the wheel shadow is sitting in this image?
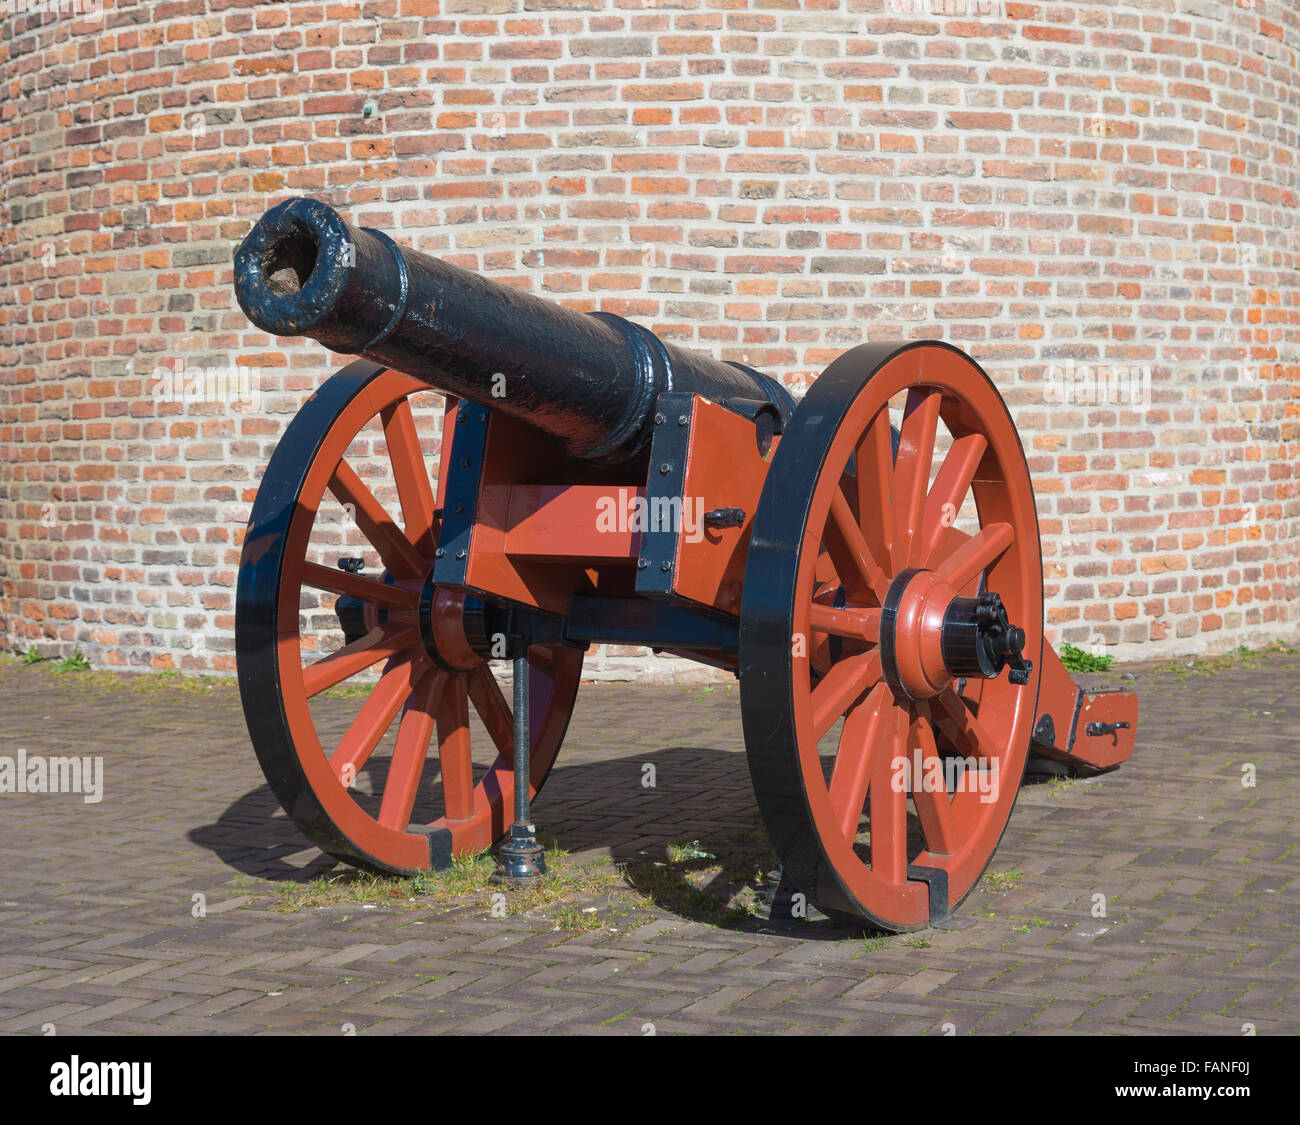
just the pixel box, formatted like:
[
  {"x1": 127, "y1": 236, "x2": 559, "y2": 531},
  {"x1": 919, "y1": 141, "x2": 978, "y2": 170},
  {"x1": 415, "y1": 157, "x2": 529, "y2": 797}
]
[
  {"x1": 188, "y1": 745, "x2": 872, "y2": 937},
  {"x1": 186, "y1": 783, "x2": 341, "y2": 883}
]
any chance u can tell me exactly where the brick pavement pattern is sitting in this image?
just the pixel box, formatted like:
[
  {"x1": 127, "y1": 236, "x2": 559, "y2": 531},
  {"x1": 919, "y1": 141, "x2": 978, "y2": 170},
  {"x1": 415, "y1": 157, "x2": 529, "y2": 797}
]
[{"x1": 0, "y1": 651, "x2": 1297, "y2": 1035}]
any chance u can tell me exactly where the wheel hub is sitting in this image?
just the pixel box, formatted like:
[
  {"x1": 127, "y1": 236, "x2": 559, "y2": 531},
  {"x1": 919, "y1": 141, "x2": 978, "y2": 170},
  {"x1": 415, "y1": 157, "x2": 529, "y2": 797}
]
[
  {"x1": 332, "y1": 560, "x2": 492, "y2": 672},
  {"x1": 420, "y1": 577, "x2": 490, "y2": 671},
  {"x1": 880, "y1": 566, "x2": 1031, "y2": 700}
]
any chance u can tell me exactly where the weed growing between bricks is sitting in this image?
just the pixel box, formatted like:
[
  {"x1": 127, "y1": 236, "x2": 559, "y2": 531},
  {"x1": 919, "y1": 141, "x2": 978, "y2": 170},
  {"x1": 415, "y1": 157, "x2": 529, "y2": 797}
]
[{"x1": 260, "y1": 826, "x2": 784, "y2": 935}]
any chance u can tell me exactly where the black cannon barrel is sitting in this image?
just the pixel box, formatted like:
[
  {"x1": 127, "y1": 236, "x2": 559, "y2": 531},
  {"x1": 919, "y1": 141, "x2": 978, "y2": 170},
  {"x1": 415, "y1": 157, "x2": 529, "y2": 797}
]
[{"x1": 233, "y1": 197, "x2": 793, "y2": 464}]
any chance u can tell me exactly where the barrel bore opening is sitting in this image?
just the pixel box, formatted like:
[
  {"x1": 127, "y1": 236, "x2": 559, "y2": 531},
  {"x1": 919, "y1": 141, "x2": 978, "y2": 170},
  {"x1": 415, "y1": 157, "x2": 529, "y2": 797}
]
[{"x1": 263, "y1": 225, "x2": 318, "y2": 297}]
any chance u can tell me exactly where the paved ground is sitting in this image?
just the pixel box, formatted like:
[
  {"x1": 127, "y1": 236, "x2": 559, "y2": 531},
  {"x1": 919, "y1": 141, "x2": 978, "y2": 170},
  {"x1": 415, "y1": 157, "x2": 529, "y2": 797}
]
[{"x1": 1, "y1": 648, "x2": 1297, "y2": 1035}]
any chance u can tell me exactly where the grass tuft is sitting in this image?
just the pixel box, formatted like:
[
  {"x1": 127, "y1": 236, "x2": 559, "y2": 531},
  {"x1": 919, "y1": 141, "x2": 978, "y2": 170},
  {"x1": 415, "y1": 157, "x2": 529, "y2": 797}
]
[
  {"x1": 56, "y1": 649, "x2": 91, "y2": 673},
  {"x1": 981, "y1": 869, "x2": 1024, "y2": 893},
  {"x1": 268, "y1": 847, "x2": 638, "y2": 931},
  {"x1": 1059, "y1": 643, "x2": 1115, "y2": 672}
]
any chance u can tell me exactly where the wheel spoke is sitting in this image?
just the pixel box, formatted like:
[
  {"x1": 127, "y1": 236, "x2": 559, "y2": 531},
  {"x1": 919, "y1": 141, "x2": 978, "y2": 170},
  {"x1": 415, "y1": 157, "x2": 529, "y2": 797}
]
[
  {"x1": 244, "y1": 369, "x2": 587, "y2": 877},
  {"x1": 301, "y1": 621, "x2": 417, "y2": 698},
  {"x1": 810, "y1": 603, "x2": 881, "y2": 643},
  {"x1": 328, "y1": 459, "x2": 429, "y2": 581},
  {"x1": 856, "y1": 410, "x2": 896, "y2": 572},
  {"x1": 377, "y1": 667, "x2": 443, "y2": 830},
  {"x1": 893, "y1": 389, "x2": 942, "y2": 567},
  {"x1": 381, "y1": 398, "x2": 439, "y2": 559},
  {"x1": 331, "y1": 655, "x2": 423, "y2": 784},
  {"x1": 937, "y1": 521, "x2": 1014, "y2": 591},
  {"x1": 811, "y1": 648, "x2": 883, "y2": 742},
  {"x1": 931, "y1": 686, "x2": 1000, "y2": 763},
  {"x1": 811, "y1": 579, "x2": 840, "y2": 606},
  {"x1": 869, "y1": 701, "x2": 910, "y2": 884},
  {"x1": 828, "y1": 683, "x2": 890, "y2": 841},
  {"x1": 918, "y1": 432, "x2": 987, "y2": 568},
  {"x1": 467, "y1": 663, "x2": 514, "y2": 761},
  {"x1": 908, "y1": 715, "x2": 959, "y2": 855},
  {"x1": 825, "y1": 490, "x2": 890, "y2": 603},
  {"x1": 735, "y1": 342, "x2": 1043, "y2": 930},
  {"x1": 923, "y1": 523, "x2": 973, "y2": 580},
  {"x1": 923, "y1": 704, "x2": 997, "y2": 809},
  {"x1": 302, "y1": 561, "x2": 420, "y2": 611},
  {"x1": 435, "y1": 674, "x2": 477, "y2": 821}
]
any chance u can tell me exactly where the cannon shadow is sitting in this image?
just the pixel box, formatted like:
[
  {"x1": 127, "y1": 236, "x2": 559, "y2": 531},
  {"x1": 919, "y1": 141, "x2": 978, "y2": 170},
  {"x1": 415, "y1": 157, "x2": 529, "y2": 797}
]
[{"x1": 188, "y1": 745, "x2": 875, "y2": 938}]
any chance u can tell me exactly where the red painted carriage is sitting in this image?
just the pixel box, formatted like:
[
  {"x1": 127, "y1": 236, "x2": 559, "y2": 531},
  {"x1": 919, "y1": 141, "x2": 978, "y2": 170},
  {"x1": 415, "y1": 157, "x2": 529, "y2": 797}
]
[{"x1": 233, "y1": 198, "x2": 1137, "y2": 930}]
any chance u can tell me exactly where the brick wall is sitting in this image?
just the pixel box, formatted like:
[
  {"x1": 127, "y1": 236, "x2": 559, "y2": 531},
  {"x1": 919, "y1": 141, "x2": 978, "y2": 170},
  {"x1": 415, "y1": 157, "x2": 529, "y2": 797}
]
[{"x1": 1, "y1": 0, "x2": 1297, "y2": 682}]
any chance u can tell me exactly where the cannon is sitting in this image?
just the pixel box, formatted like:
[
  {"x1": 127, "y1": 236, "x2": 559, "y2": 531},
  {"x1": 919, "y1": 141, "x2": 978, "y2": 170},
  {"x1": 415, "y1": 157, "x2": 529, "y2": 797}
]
[{"x1": 233, "y1": 197, "x2": 1138, "y2": 931}]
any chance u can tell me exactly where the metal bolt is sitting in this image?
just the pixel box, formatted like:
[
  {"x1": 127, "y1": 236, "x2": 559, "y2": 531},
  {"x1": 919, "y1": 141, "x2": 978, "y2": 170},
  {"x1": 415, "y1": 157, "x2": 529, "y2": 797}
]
[
  {"x1": 456, "y1": 549, "x2": 467, "y2": 560},
  {"x1": 435, "y1": 548, "x2": 445, "y2": 558},
  {"x1": 660, "y1": 561, "x2": 672, "y2": 572},
  {"x1": 454, "y1": 503, "x2": 463, "y2": 514},
  {"x1": 677, "y1": 415, "x2": 688, "y2": 425},
  {"x1": 659, "y1": 463, "x2": 672, "y2": 475},
  {"x1": 654, "y1": 412, "x2": 666, "y2": 425},
  {"x1": 636, "y1": 558, "x2": 648, "y2": 570}
]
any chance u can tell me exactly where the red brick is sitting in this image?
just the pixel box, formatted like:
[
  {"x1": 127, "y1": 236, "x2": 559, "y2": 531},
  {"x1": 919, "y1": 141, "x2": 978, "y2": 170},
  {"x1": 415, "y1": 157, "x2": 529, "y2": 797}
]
[{"x1": 0, "y1": 2, "x2": 1294, "y2": 678}]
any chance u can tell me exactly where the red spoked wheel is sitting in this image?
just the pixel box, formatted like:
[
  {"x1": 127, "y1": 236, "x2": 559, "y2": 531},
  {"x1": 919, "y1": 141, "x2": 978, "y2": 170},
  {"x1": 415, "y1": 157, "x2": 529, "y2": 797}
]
[
  {"x1": 739, "y1": 342, "x2": 1043, "y2": 931},
  {"x1": 236, "y1": 360, "x2": 583, "y2": 874}
]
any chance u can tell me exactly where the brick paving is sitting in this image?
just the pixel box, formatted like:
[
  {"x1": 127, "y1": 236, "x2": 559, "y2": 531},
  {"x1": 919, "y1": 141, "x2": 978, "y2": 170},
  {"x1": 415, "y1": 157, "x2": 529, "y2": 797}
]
[{"x1": 0, "y1": 651, "x2": 1297, "y2": 1035}]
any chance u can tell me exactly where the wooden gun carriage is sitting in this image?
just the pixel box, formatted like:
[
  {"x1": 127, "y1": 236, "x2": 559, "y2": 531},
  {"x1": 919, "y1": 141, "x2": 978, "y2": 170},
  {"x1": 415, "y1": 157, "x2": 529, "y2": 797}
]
[{"x1": 233, "y1": 197, "x2": 1137, "y2": 930}]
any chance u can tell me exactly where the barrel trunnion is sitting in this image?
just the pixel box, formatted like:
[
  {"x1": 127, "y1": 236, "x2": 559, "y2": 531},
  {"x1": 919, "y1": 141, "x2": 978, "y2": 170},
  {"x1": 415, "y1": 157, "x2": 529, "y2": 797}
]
[{"x1": 233, "y1": 197, "x2": 1138, "y2": 931}]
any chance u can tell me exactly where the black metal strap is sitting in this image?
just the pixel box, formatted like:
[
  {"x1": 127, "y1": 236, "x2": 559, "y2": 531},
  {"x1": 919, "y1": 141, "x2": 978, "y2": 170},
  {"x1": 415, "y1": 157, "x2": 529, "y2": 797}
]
[
  {"x1": 358, "y1": 227, "x2": 410, "y2": 352},
  {"x1": 879, "y1": 567, "x2": 922, "y2": 700},
  {"x1": 584, "y1": 311, "x2": 666, "y2": 462},
  {"x1": 907, "y1": 864, "x2": 950, "y2": 926}
]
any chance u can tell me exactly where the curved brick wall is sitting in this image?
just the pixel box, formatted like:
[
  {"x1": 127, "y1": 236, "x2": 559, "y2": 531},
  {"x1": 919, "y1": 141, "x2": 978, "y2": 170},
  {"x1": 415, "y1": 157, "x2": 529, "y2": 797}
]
[{"x1": 1, "y1": 0, "x2": 1297, "y2": 680}]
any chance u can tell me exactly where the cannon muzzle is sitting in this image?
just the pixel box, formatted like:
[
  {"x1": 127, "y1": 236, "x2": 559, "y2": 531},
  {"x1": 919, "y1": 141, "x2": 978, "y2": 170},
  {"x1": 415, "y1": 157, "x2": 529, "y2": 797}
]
[{"x1": 234, "y1": 197, "x2": 792, "y2": 464}]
